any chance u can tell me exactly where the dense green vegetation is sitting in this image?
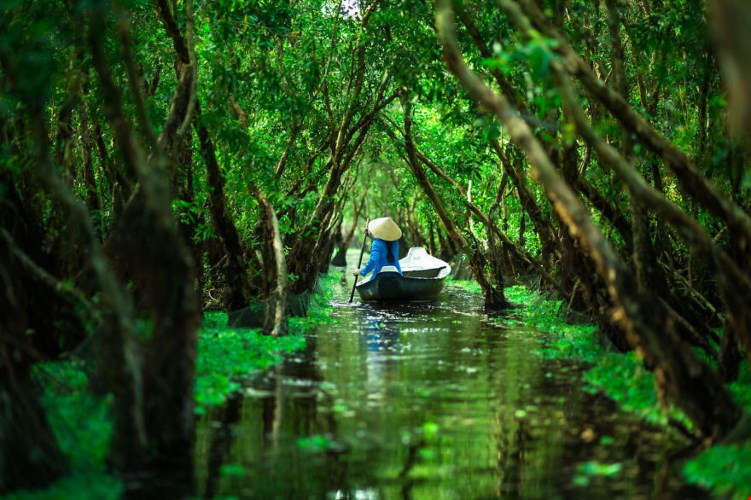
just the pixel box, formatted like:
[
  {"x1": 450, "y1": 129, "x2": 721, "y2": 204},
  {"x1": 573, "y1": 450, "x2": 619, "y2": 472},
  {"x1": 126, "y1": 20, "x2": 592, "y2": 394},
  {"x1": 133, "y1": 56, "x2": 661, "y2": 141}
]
[
  {"x1": 2, "y1": 0, "x2": 751, "y2": 496},
  {"x1": 8, "y1": 279, "x2": 334, "y2": 499},
  {"x1": 489, "y1": 283, "x2": 751, "y2": 498}
]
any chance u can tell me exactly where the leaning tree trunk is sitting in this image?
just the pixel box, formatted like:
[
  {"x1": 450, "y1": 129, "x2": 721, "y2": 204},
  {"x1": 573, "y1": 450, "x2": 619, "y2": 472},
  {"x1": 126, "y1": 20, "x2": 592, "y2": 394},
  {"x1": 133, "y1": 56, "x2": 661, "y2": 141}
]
[
  {"x1": 493, "y1": 142, "x2": 558, "y2": 271},
  {"x1": 436, "y1": 0, "x2": 743, "y2": 440},
  {"x1": 516, "y1": 0, "x2": 751, "y2": 261},
  {"x1": 402, "y1": 94, "x2": 510, "y2": 310},
  {"x1": 195, "y1": 102, "x2": 254, "y2": 311},
  {"x1": 89, "y1": 1, "x2": 201, "y2": 490},
  {"x1": 414, "y1": 145, "x2": 535, "y2": 277},
  {"x1": 254, "y1": 189, "x2": 288, "y2": 337}
]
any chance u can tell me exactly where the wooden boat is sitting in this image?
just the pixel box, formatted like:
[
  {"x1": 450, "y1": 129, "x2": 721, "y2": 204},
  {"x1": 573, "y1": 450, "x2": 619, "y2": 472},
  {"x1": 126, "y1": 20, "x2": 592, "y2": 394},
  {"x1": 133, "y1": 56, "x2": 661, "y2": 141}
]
[{"x1": 356, "y1": 247, "x2": 451, "y2": 302}]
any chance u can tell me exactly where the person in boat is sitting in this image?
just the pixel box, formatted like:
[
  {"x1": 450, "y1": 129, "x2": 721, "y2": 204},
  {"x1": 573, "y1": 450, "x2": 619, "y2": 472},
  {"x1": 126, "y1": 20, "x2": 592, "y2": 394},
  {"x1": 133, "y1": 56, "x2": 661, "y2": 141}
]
[{"x1": 354, "y1": 217, "x2": 403, "y2": 278}]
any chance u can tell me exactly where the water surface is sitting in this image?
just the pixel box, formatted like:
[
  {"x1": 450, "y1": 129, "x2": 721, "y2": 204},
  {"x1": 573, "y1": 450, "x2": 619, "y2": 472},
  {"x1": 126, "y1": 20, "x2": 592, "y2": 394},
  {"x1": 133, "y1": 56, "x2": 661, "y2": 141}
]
[{"x1": 195, "y1": 275, "x2": 701, "y2": 499}]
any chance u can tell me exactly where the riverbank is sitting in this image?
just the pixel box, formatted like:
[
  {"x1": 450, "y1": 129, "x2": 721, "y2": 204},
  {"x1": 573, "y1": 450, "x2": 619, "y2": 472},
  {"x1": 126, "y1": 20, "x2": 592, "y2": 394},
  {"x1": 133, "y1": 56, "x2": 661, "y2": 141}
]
[
  {"x1": 13, "y1": 277, "x2": 337, "y2": 499},
  {"x1": 193, "y1": 276, "x2": 704, "y2": 498},
  {"x1": 480, "y1": 282, "x2": 751, "y2": 499},
  {"x1": 14, "y1": 277, "x2": 749, "y2": 498}
]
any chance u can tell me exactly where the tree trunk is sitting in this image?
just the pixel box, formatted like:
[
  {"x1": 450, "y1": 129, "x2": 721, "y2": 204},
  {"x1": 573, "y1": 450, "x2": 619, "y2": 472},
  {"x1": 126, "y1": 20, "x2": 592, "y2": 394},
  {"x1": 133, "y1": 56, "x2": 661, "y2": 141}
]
[
  {"x1": 89, "y1": 3, "x2": 201, "y2": 491},
  {"x1": 517, "y1": 0, "x2": 751, "y2": 258},
  {"x1": 254, "y1": 189, "x2": 288, "y2": 337},
  {"x1": 195, "y1": 103, "x2": 253, "y2": 311},
  {"x1": 492, "y1": 141, "x2": 558, "y2": 270},
  {"x1": 403, "y1": 94, "x2": 510, "y2": 309},
  {"x1": 437, "y1": 0, "x2": 743, "y2": 439}
]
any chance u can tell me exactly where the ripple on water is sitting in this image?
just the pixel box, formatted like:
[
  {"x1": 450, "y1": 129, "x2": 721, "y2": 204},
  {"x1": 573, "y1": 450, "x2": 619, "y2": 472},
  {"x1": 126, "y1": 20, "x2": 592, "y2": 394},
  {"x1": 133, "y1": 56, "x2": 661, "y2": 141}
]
[{"x1": 195, "y1": 281, "x2": 704, "y2": 499}]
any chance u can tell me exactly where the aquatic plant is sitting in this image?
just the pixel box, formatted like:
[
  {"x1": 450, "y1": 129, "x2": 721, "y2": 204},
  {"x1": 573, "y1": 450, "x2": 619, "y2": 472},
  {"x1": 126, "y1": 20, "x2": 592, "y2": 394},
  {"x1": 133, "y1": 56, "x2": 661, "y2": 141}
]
[
  {"x1": 22, "y1": 287, "x2": 328, "y2": 497},
  {"x1": 195, "y1": 311, "x2": 306, "y2": 413},
  {"x1": 683, "y1": 444, "x2": 751, "y2": 499},
  {"x1": 489, "y1": 284, "x2": 751, "y2": 497},
  {"x1": 16, "y1": 362, "x2": 122, "y2": 500},
  {"x1": 194, "y1": 273, "x2": 337, "y2": 412}
]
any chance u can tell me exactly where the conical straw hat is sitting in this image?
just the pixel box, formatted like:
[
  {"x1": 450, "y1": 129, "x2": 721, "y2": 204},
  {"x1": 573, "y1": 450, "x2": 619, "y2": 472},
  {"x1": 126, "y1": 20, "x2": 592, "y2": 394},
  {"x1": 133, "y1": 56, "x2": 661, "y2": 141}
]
[{"x1": 368, "y1": 217, "x2": 402, "y2": 241}]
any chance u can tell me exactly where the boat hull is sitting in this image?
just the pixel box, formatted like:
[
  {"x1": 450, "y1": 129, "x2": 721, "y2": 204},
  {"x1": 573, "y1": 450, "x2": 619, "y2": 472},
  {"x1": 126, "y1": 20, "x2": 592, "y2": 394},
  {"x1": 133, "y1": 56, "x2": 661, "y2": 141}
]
[{"x1": 356, "y1": 271, "x2": 445, "y2": 302}]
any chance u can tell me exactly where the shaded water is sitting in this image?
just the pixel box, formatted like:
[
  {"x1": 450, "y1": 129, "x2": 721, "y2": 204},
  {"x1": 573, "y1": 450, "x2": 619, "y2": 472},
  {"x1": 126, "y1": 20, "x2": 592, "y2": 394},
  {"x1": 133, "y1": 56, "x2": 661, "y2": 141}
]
[{"x1": 195, "y1": 275, "x2": 702, "y2": 499}]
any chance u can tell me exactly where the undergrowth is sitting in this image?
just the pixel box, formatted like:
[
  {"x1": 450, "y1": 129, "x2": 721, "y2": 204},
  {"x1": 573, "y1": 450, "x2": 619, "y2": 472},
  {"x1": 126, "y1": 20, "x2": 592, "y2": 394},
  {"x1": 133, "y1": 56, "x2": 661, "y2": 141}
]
[
  {"x1": 10, "y1": 274, "x2": 336, "y2": 499},
  {"x1": 8, "y1": 362, "x2": 123, "y2": 500},
  {"x1": 194, "y1": 311, "x2": 305, "y2": 413},
  {"x1": 684, "y1": 365, "x2": 751, "y2": 499},
  {"x1": 481, "y1": 282, "x2": 751, "y2": 499},
  {"x1": 196, "y1": 273, "x2": 335, "y2": 412},
  {"x1": 495, "y1": 285, "x2": 688, "y2": 427}
]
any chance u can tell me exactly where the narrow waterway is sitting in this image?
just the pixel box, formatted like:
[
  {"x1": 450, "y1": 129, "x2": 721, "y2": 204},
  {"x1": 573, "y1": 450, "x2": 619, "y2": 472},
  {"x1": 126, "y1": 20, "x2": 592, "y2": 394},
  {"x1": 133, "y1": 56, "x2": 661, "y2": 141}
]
[{"x1": 195, "y1": 271, "x2": 702, "y2": 499}]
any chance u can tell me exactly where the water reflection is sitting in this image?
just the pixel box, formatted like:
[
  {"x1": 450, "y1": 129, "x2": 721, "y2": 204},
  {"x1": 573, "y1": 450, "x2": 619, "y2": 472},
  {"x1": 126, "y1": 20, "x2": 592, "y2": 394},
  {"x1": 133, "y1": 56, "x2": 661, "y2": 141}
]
[
  {"x1": 361, "y1": 308, "x2": 401, "y2": 387},
  {"x1": 195, "y1": 275, "x2": 702, "y2": 499}
]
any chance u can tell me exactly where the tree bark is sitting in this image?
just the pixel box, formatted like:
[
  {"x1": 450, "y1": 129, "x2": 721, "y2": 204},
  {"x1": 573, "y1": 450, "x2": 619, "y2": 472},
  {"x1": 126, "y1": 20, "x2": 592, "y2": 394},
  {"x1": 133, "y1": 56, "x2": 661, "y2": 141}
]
[
  {"x1": 195, "y1": 102, "x2": 253, "y2": 311},
  {"x1": 492, "y1": 141, "x2": 559, "y2": 269},
  {"x1": 436, "y1": 0, "x2": 743, "y2": 439},
  {"x1": 515, "y1": 0, "x2": 751, "y2": 259},
  {"x1": 403, "y1": 94, "x2": 510, "y2": 309},
  {"x1": 89, "y1": 4, "x2": 201, "y2": 489},
  {"x1": 254, "y1": 189, "x2": 288, "y2": 337}
]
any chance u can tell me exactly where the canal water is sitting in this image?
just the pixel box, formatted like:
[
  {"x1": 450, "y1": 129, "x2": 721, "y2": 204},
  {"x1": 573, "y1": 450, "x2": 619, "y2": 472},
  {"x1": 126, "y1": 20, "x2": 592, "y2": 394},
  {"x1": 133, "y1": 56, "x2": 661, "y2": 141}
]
[{"x1": 195, "y1": 271, "x2": 702, "y2": 499}]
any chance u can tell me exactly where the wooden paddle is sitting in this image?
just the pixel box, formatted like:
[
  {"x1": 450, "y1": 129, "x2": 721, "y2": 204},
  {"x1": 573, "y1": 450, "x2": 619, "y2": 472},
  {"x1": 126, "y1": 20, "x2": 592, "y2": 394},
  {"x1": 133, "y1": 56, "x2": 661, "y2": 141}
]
[{"x1": 349, "y1": 218, "x2": 369, "y2": 303}]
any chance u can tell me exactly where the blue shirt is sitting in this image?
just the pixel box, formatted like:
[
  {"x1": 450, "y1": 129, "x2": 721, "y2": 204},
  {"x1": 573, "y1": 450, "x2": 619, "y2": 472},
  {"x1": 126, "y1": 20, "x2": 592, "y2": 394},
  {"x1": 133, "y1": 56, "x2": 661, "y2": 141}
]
[{"x1": 360, "y1": 238, "x2": 402, "y2": 277}]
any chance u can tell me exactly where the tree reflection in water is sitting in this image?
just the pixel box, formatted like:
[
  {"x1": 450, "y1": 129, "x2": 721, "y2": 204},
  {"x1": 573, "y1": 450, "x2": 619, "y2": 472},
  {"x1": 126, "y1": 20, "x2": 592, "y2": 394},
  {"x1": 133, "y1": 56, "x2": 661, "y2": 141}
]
[{"x1": 196, "y1": 284, "x2": 703, "y2": 498}]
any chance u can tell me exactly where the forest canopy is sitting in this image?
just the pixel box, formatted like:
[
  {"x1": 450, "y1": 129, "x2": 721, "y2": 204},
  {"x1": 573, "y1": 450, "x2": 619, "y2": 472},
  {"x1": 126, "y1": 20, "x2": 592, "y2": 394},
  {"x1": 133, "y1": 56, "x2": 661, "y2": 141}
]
[{"x1": 1, "y1": 0, "x2": 750, "y2": 495}]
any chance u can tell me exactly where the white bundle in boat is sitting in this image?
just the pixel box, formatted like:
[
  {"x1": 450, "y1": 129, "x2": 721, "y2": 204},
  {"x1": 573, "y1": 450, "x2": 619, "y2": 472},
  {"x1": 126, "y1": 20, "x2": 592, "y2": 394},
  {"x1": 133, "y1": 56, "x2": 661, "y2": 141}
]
[{"x1": 397, "y1": 247, "x2": 451, "y2": 278}]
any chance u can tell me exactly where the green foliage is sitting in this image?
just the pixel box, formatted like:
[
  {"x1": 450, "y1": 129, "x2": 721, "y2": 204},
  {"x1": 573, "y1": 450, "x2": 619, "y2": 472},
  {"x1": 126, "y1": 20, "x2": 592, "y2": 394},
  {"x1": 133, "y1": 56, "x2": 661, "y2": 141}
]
[
  {"x1": 3, "y1": 474, "x2": 123, "y2": 500},
  {"x1": 500, "y1": 286, "x2": 601, "y2": 361},
  {"x1": 728, "y1": 360, "x2": 751, "y2": 411},
  {"x1": 20, "y1": 276, "x2": 335, "y2": 497},
  {"x1": 195, "y1": 312, "x2": 306, "y2": 413},
  {"x1": 296, "y1": 434, "x2": 338, "y2": 454},
  {"x1": 195, "y1": 273, "x2": 335, "y2": 412},
  {"x1": 20, "y1": 362, "x2": 121, "y2": 500},
  {"x1": 572, "y1": 461, "x2": 623, "y2": 487},
  {"x1": 33, "y1": 362, "x2": 111, "y2": 467},
  {"x1": 497, "y1": 285, "x2": 751, "y2": 498},
  {"x1": 219, "y1": 463, "x2": 245, "y2": 478},
  {"x1": 683, "y1": 444, "x2": 751, "y2": 499},
  {"x1": 2, "y1": 0, "x2": 749, "y2": 493},
  {"x1": 0, "y1": 0, "x2": 60, "y2": 109},
  {"x1": 493, "y1": 286, "x2": 691, "y2": 429},
  {"x1": 293, "y1": 273, "x2": 339, "y2": 326},
  {"x1": 583, "y1": 353, "x2": 691, "y2": 429},
  {"x1": 422, "y1": 421, "x2": 440, "y2": 444}
]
